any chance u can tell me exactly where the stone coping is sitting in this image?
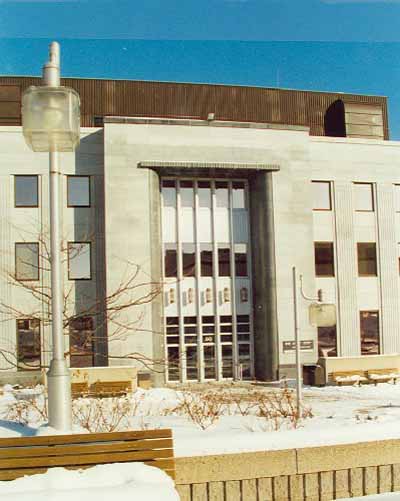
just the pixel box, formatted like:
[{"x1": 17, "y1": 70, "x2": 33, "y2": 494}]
[{"x1": 175, "y1": 438, "x2": 400, "y2": 484}]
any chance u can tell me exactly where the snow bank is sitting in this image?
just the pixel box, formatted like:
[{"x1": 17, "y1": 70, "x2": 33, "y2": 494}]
[
  {"x1": 0, "y1": 463, "x2": 179, "y2": 501},
  {"x1": 342, "y1": 494, "x2": 400, "y2": 500},
  {"x1": 5, "y1": 383, "x2": 400, "y2": 458}
]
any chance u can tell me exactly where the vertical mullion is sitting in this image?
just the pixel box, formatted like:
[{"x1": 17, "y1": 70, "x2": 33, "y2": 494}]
[
  {"x1": 161, "y1": 186, "x2": 169, "y2": 383},
  {"x1": 194, "y1": 180, "x2": 204, "y2": 381},
  {"x1": 228, "y1": 181, "x2": 239, "y2": 380},
  {"x1": 176, "y1": 180, "x2": 186, "y2": 383},
  {"x1": 211, "y1": 180, "x2": 222, "y2": 380},
  {"x1": 244, "y1": 180, "x2": 255, "y2": 379}
]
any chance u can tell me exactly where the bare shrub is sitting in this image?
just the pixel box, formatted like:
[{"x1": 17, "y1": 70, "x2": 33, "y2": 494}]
[
  {"x1": 255, "y1": 386, "x2": 313, "y2": 430},
  {"x1": 5, "y1": 394, "x2": 134, "y2": 432},
  {"x1": 5, "y1": 394, "x2": 47, "y2": 426},
  {"x1": 223, "y1": 389, "x2": 260, "y2": 417},
  {"x1": 170, "y1": 391, "x2": 226, "y2": 430},
  {"x1": 72, "y1": 396, "x2": 132, "y2": 432}
]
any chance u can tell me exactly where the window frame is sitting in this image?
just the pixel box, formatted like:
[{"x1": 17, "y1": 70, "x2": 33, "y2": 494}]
[
  {"x1": 67, "y1": 241, "x2": 92, "y2": 281},
  {"x1": 357, "y1": 242, "x2": 378, "y2": 277},
  {"x1": 311, "y1": 180, "x2": 332, "y2": 211},
  {"x1": 360, "y1": 310, "x2": 380, "y2": 356},
  {"x1": 317, "y1": 325, "x2": 338, "y2": 357},
  {"x1": 14, "y1": 175, "x2": 39, "y2": 208},
  {"x1": 69, "y1": 316, "x2": 95, "y2": 367},
  {"x1": 67, "y1": 175, "x2": 91, "y2": 208},
  {"x1": 15, "y1": 242, "x2": 39, "y2": 281},
  {"x1": 353, "y1": 182, "x2": 375, "y2": 213},
  {"x1": 314, "y1": 241, "x2": 335, "y2": 277},
  {"x1": 164, "y1": 245, "x2": 178, "y2": 278},
  {"x1": 16, "y1": 318, "x2": 41, "y2": 370}
]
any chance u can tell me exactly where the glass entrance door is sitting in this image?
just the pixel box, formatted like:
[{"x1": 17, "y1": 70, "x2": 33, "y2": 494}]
[{"x1": 161, "y1": 178, "x2": 254, "y2": 382}]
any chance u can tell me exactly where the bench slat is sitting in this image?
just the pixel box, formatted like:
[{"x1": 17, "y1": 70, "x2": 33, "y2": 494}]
[
  {"x1": 0, "y1": 438, "x2": 173, "y2": 459},
  {"x1": 366, "y1": 369, "x2": 399, "y2": 375},
  {"x1": 0, "y1": 459, "x2": 176, "y2": 481},
  {"x1": 0, "y1": 429, "x2": 172, "y2": 448},
  {"x1": 143, "y1": 460, "x2": 176, "y2": 479},
  {"x1": 0, "y1": 447, "x2": 174, "y2": 469}
]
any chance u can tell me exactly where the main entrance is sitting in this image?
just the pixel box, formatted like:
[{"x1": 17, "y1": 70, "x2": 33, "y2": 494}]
[{"x1": 161, "y1": 177, "x2": 254, "y2": 382}]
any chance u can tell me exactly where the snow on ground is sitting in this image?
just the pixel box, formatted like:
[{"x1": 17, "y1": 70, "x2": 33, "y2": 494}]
[
  {"x1": 0, "y1": 463, "x2": 179, "y2": 501},
  {"x1": 3, "y1": 382, "x2": 400, "y2": 457},
  {"x1": 343, "y1": 494, "x2": 400, "y2": 500}
]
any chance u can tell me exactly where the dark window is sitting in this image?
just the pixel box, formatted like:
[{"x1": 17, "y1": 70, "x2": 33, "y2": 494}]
[
  {"x1": 16, "y1": 319, "x2": 40, "y2": 369},
  {"x1": 204, "y1": 345, "x2": 216, "y2": 379},
  {"x1": 186, "y1": 346, "x2": 198, "y2": 380},
  {"x1": 360, "y1": 311, "x2": 380, "y2": 355},
  {"x1": 357, "y1": 243, "x2": 377, "y2": 276},
  {"x1": 200, "y1": 244, "x2": 213, "y2": 276},
  {"x1": 167, "y1": 346, "x2": 180, "y2": 381},
  {"x1": 184, "y1": 316, "x2": 197, "y2": 324},
  {"x1": 67, "y1": 176, "x2": 90, "y2": 207},
  {"x1": 220, "y1": 315, "x2": 232, "y2": 323},
  {"x1": 317, "y1": 326, "x2": 337, "y2": 357},
  {"x1": 238, "y1": 344, "x2": 251, "y2": 379},
  {"x1": 218, "y1": 247, "x2": 230, "y2": 276},
  {"x1": 69, "y1": 317, "x2": 94, "y2": 367},
  {"x1": 354, "y1": 183, "x2": 374, "y2": 212},
  {"x1": 15, "y1": 175, "x2": 38, "y2": 207},
  {"x1": 162, "y1": 180, "x2": 176, "y2": 188},
  {"x1": 314, "y1": 242, "x2": 335, "y2": 277},
  {"x1": 324, "y1": 99, "x2": 346, "y2": 138},
  {"x1": 235, "y1": 251, "x2": 248, "y2": 277},
  {"x1": 312, "y1": 181, "x2": 331, "y2": 211},
  {"x1": 182, "y1": 244, "x2": 195, "y2": 277},
  {"x1": 68, "y1": 242, "x2": 91, "y2": 280},
  {"x1": 166, "y1": 316, "x2": 179, "y2": 325},
  {"x1": 164, "y1": 247, "x2": 177, "y2": 277},
  {"x1": 222, "y1": 345, "x2": 233, "y2": 378},
  {"x1": 15, "y1": 243, "x2": 39, "y2": 281}
]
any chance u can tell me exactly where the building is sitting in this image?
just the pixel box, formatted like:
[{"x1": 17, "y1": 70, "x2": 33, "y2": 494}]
[{"x1": 0, "y1": 77, "x2": 398, "y2": 385}]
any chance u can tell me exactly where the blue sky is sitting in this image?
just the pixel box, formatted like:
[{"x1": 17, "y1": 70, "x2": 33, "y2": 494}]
[{"x1": 0, "y1": 1, "x2": 399, "y2": 137}]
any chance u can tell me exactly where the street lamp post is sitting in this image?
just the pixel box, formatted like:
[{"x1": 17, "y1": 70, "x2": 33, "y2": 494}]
[{"x1": 22, "y1": 42, "x2": 80, "y2": 431}]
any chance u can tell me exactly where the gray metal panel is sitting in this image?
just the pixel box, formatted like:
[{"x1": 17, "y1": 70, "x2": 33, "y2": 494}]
[
  {"x1": 334, "y1": 182, "x2": 359, "y2": 356},
  {"x1": 376, "y1": 183, "x2": 400, "y2": 353}
]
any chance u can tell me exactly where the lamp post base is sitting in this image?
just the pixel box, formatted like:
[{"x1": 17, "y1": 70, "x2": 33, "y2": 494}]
[{"x1": 47, "y1": 359, "x2": 72, "y2": 431}]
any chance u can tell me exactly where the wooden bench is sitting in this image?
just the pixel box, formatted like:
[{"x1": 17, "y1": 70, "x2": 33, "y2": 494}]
[
  {"x1": 0, "y1": 429, "x2": 175, "y2": 481},
  {"x1": 90, "y1": 380, "x2": 132, "y2": 397},
  {"x1": 330, "y1": 371, "x2": 368, "y2": 386},
  {"x1": 366, "y1": 369, "x2": 400, "y2": 385},
  {"x1": 71, "y1": 381, "x2": 89, "y2": 398}
]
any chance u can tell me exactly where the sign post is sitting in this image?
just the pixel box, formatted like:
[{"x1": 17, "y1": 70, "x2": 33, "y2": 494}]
[{"x1": 292, "y1": 268, "x2": 337, "y2": 418}]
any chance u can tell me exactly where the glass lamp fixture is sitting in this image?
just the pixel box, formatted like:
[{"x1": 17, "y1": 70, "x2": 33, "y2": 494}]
[{"x1": 22, "y1": 86, "x2": 80, "y2": 152}]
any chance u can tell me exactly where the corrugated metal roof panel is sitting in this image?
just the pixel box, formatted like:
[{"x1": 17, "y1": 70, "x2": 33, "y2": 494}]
[{"x1": 0, "y1": 77, "x2": 389, "y2": 139}]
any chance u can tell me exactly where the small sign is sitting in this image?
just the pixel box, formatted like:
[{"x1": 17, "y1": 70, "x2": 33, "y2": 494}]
[
  {"x1": 309, "y1": 303, "x2": 336, "y2": 327},
  {"x1": 283, "y1": 340, "x2": 314, "y2": 352}
]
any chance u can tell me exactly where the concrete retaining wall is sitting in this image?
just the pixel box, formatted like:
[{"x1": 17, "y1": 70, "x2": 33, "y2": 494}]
[{"x1": 175, "y1": 439, "x2": 400, "y2": 500}]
